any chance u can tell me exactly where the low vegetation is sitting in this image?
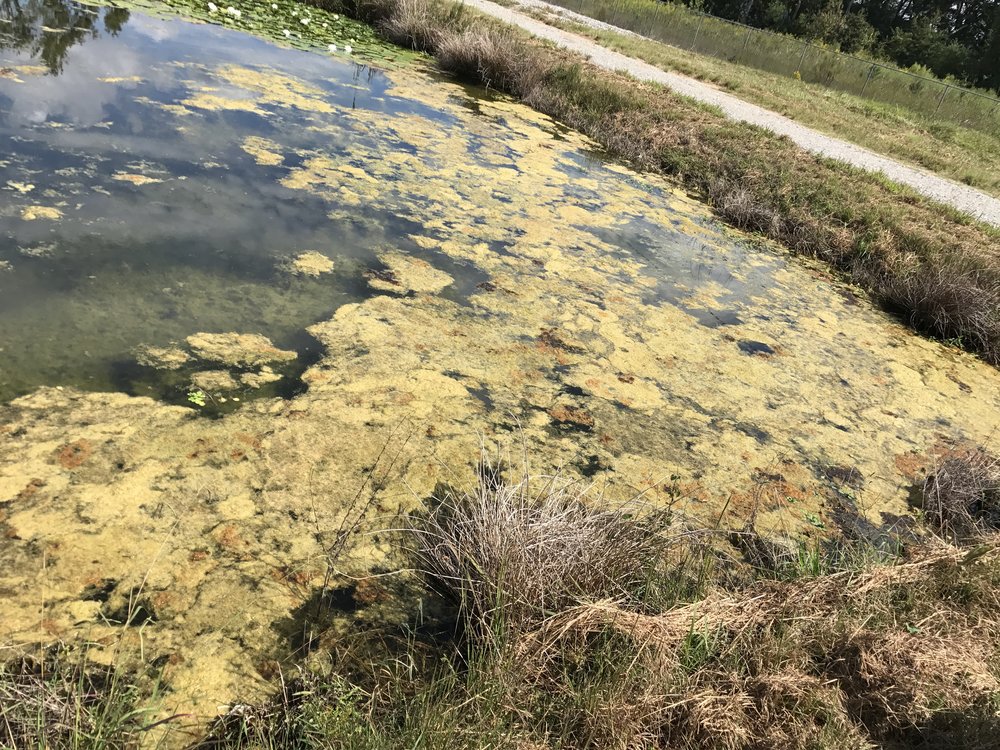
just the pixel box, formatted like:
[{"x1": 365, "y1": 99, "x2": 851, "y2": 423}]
[
  {"x1": 523, "y1": 5, "x2": 1000, "y2": 196},
  {"x1": 313, "y1": 0, "x2": 1000, "y2": 368},
  {"x1": 540, "y1": 0, "x2": 1000, "y2": 129},
  {"x1": 922, "y1": 448, "x2": 1000, "y2": 541},
  {"x1": 0, "y1": 645, "x2": 158, "y2": 748},
  {"x1": 10, "y1": 452, "x2": 1000, "y2": 748}
]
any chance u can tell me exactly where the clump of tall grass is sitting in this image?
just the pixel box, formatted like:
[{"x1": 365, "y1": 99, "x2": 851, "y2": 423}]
[
  {"x1": 406, "y1": 468, "x2": 677, "y2": 649},
  {"x1": 922, "y1": 447, "x2": 1000, "y2": 539}
]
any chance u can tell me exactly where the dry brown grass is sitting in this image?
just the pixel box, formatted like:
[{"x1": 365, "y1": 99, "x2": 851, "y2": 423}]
[
  {"x1": 435, "y1": 27, "x2": 534, "y2": 92},
  {"x1": 406, "y1": 469, "x2": 676, "y2": 648},
  {"x1": 923, "y1": 448, "x2": 1000, "y2": 539},
  {"x1": 510, "y1": 540, "x2": 1000, "y2": 748},
  {"x1": 373, "y1": 0, "x2": 445, "y2": 50}
]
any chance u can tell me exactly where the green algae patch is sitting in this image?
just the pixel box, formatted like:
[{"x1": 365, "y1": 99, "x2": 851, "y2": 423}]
[
  {"x1": 20, "y1": 205, "x2": 63, "y2": 220},
  {"x1": 284, "y1": 250, "x2": 335, "y2": 276},
  {"x1": 241, "y1": 135, "x2": 285, "y2": 166},
  {"x1": 135, "y1": 345, "x2": 192, "y2": 370},
  {"x1": 368, "y1": 250, "x2": 454, "y2": 294}
]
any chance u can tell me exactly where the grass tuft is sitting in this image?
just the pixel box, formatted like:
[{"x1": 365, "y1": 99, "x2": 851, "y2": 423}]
[
  {"x1": 406, "y1": 468, "x2": 676, "y2": 649},
  {"x1": 0, "y1": 645, "x2": 155, "y2": 749},
  {"x1": 922, "y1": 448, "x2": 1000, "y2": 539}
]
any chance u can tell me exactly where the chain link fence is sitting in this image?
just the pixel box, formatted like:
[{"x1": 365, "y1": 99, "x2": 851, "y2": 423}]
[{"x1": 546, "y1": 0, "x2": 1000, "y2": 134}]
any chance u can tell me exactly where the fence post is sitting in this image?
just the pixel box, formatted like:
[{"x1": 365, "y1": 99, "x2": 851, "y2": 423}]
[
  {"x1": 796, "y1": 39, "x2": 808, "y2": 75},
  {"x1": 738, "y1": 27, "x2": 752, "y2": 62},
  {"x1": 860, "y1": 64, "x2": 875, "y2": 98},
  {"x1": 934, "y1": 84, "x2": 948, "y2": 115},
  {"x1": 690, "y1": 14, "x2": 705, "y2": 51}
]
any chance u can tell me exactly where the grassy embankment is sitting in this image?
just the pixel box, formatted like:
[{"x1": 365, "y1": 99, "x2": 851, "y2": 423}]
[
  {"x1": 5, "y1": 450, "x2": 1000, "y2": 748},
  {"x1": 535, "y1": 0, "x2": 1000, "y2": 132},
  {"x1": 522, "y1": 0, "x2": 1000, "y2": 198},
  {"x1": 339, "y1": 0, "x2": 1000, "y2": 367}
]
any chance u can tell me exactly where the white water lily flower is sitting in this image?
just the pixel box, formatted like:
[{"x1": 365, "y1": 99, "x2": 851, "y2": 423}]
[
  {"x1": 271, "y1": 2, "x2": 277, "y2": 6},
  {"x1": 344, "y1": 44, "x2": 352, "y2": 54},
  {"x1": 300, "y1": 16, "x2": 309, "y2": 24},
  {"x1": 322, "y1": 22, "x2": 328, "y2": 28},
  {"x1": 207, "y1": 2, "x2": 217, "y2": 11},
  {"x1": 332, "y1": 13, "x2": 339, "y2": 19},
  {"x1": 328, "y1": 43, "x2": 337, "y2": 52},
  {"x1": 282, "y1": 28, "x2": 291, "y2": 36}
]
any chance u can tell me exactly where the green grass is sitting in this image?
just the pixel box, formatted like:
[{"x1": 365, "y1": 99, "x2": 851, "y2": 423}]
[
  {"x1": 539, "y1": 0, "x2": 1000, "y2": 138},
  {"x1": 0, "y1": 642, "x2": 166, "y2": 749},
  {"x1": 525, "y1": 5, "x2": 1000, "y2": 198}
]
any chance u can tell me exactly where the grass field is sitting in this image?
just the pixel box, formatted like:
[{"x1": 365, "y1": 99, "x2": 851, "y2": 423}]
[
  {"x1": 524, "y1": 3, "x2": 1000, "y2": 198},
  {"x1": 540, "y1": 0, "x2": 1000, "y2": 137}
]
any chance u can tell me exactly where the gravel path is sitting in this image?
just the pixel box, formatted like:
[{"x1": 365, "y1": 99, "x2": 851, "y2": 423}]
[{"x1": 464, "y1": 0, "x2": 1000, "y2": 227}]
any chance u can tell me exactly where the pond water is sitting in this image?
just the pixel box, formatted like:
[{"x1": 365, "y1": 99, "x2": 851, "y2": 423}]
[
  {"x1": 2, "y1": 0, "x2": 786, "y2": 413},
  {"x1": 3, "y1": 0, "x2": 1000, "y2": 730}
]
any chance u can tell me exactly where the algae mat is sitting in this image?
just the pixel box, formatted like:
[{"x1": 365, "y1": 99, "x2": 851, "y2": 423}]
[{"x1": 2, "y1": 0, "x2": 1000, "y2": 731}]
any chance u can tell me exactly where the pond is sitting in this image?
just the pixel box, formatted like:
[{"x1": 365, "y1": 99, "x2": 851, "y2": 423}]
[{"x1": 2, "y1": 0, "x2": 1000, "y2": 730}]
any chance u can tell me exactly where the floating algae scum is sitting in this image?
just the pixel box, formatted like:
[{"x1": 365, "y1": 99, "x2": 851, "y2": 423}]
[{"x1": 2, "y1": 0, "x2": 1000, "y2": 735}]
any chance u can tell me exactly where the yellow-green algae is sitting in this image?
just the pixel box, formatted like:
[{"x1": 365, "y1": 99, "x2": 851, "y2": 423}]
[{"x1": 3, "y1": 54, "x2": 1000, "y2": 743}]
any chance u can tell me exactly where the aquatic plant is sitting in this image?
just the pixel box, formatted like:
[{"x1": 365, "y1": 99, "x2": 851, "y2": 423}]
[
  {"x1": 122, "y1": 0, "x2": 400, "y2": 59},
  {"x1": 187, "y1": 389, "x2": 208, "y2": 406}
]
